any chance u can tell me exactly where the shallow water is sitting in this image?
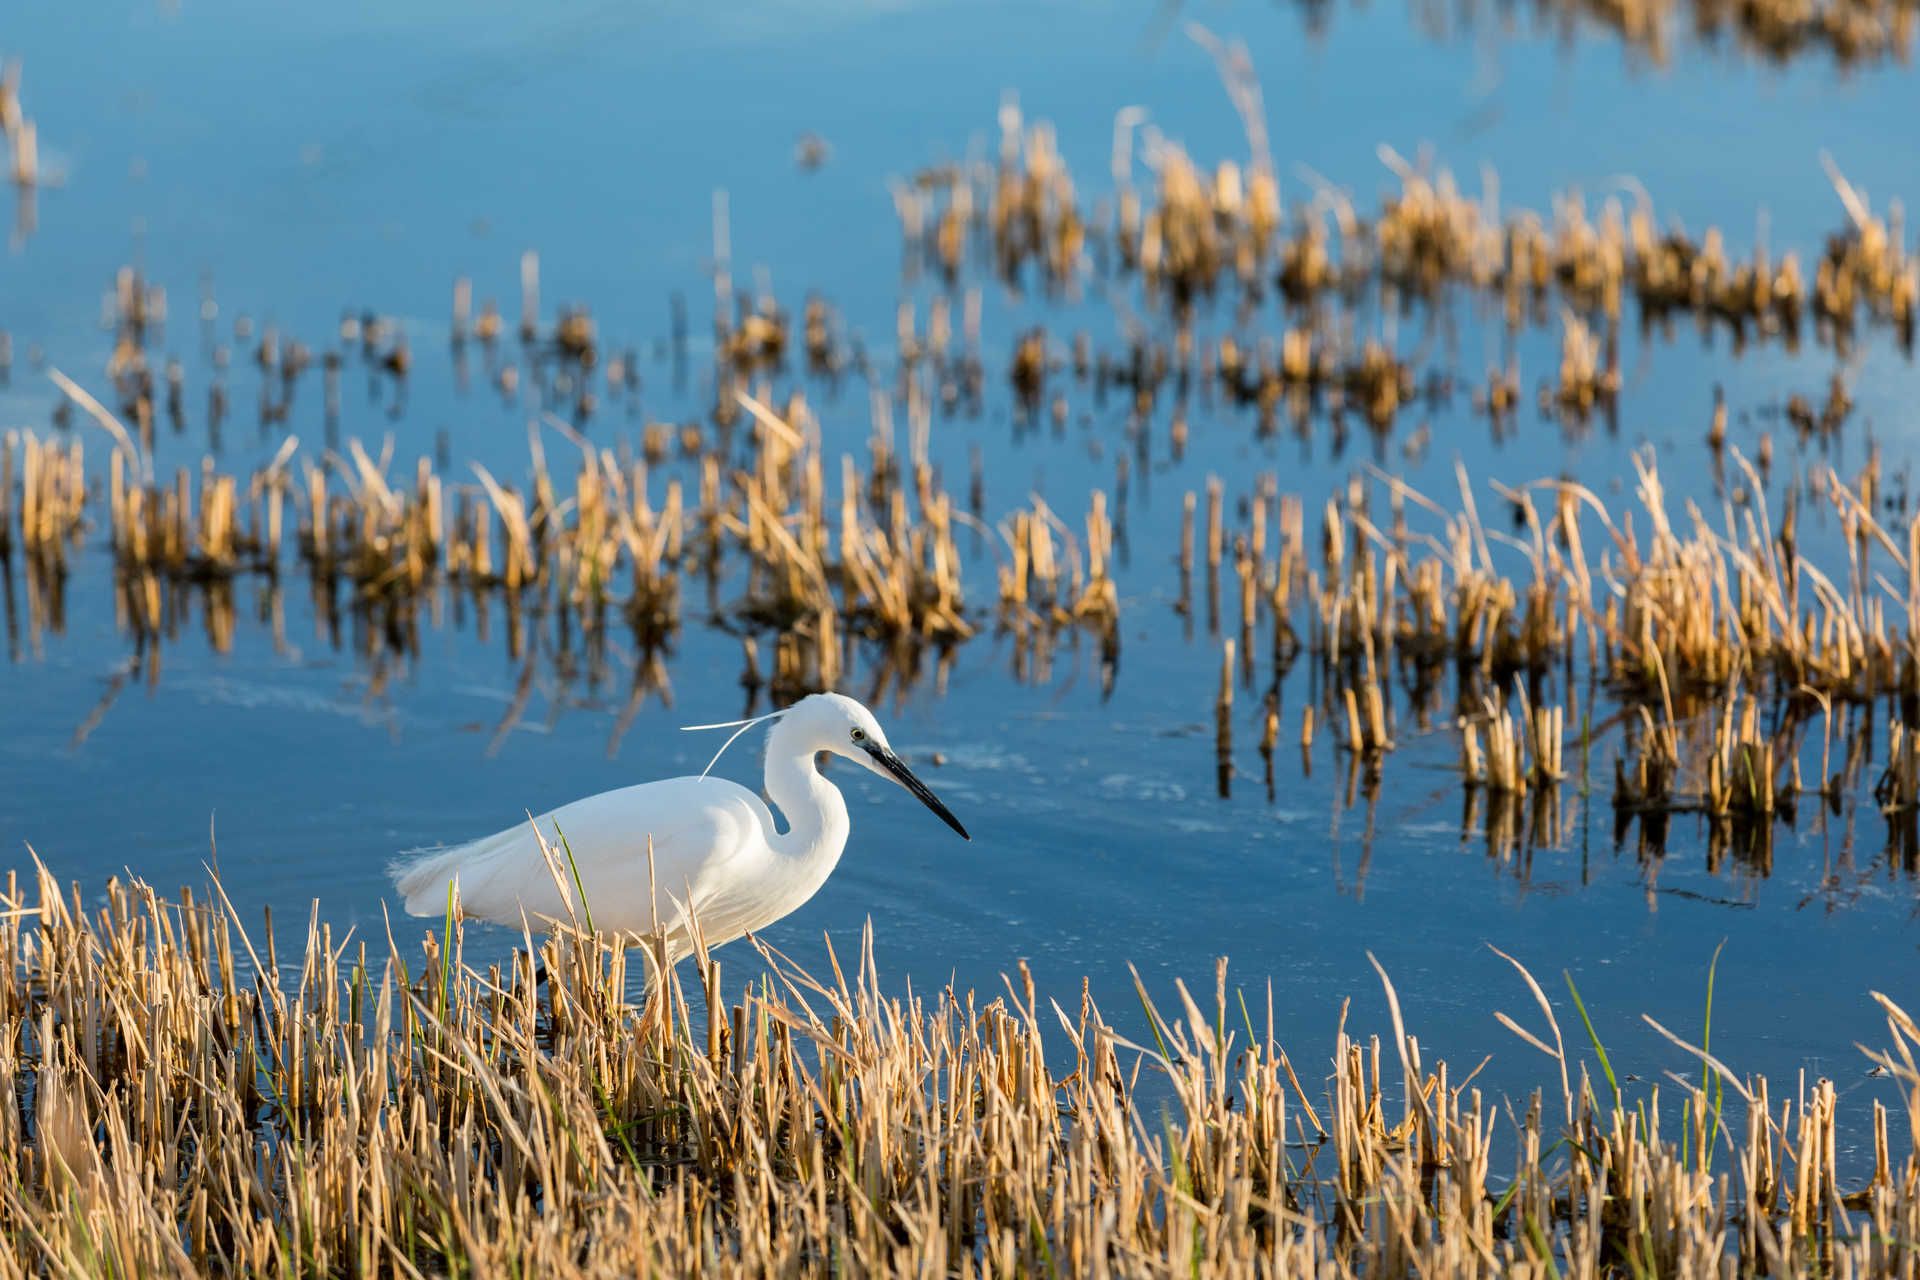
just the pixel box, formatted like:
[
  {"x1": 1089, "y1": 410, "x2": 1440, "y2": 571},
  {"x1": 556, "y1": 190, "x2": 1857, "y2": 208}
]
[{"x1": 3, "y1": 0, "x2": 1919, "y2": 1132}]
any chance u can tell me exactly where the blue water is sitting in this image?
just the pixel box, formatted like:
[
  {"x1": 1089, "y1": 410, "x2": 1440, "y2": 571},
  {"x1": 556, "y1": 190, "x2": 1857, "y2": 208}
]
[{"x1": 3, "y1": 0, "x2": 1919, "y2": 1131}]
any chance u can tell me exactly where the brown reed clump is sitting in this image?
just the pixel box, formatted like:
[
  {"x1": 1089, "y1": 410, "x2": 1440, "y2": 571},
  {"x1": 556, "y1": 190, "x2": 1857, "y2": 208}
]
[
  {"x1": 1376, "y1": 146, "x2": 1499, "y2": 294},
  {"x1": 1351, "y1": 0, "x2": 1920, "y2": 72},
  {"x1": 1462, "y1": 684, "x2": 1562, "y2": 793},
  {"x1": 1876, "y1": 718, "x2": 1920, "y2": 813},
  {"x1": 891, "y1": 117, "x2": 1028, "y2": 293},
  {"x1": 1, "y1": 429, "x2": 86, "y2": 567},
  {"x1": 906, "y1": 112, "x2": 1913, "y2": 401},
  {"x1": 1175, "y1": 439, "x2": 1920, "y2": 856},
  {"x1": 1553, "y1": 308, "x2": 1620, "y2": 414},
  {"x1": 2, "y1": 865, "x2": 1919, "y2": 1277},
  {"x1": 1705, "y1": 689, "x2": 1782, "y2": 817},
  {"x1": 20, "y1": 351, "x2": 1124, "y2": 703},
  {"x1": 1552, "y1": 0, "x2": 1920, "y2": 65},
  {"x1": 3, "y1": 58, "x2": 42, "y2": 191},
  {"x1": 988, "y1": 490, "x2": 1123, "y2": 690},
  {"x1": 106, "y1": 445, "x2": 293, "y2": 582},
  {"x1": 834, "y1": 455, "x2": 971, "y2": 642},
  {"x1": 1816, "y1": 154, "x2": 1917, "y2": 343},
  {"x1": 1616, "y1": 704, "x2": 1684, "y2": 814}
]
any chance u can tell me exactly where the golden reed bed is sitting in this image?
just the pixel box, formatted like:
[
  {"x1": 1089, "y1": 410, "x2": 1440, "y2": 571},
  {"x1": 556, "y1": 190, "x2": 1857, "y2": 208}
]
[{"x1": 0, "y1": 864, "x2": 1915, "y2": 1277}]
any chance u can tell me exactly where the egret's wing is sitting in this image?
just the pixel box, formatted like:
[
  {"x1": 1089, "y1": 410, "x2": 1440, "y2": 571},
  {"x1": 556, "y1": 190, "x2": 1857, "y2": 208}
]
[{"x1": 395, "y1": 777, "x2": 771, "y2": 940}]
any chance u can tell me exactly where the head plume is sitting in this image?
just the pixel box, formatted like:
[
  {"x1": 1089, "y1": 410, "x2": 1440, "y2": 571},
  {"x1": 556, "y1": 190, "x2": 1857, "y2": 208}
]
[{"x1": 680, "y1": 709, "x2": 787, "y2": 777}]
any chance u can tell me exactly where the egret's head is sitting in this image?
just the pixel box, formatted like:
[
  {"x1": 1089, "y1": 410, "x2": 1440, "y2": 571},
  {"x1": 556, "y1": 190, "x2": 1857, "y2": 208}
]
[
  {"x1": 792, "y1": 691, "x2": 892, "y2": 759},
  {"x1": 784, "y1": 692, "x2": 969, "y2": 840}
]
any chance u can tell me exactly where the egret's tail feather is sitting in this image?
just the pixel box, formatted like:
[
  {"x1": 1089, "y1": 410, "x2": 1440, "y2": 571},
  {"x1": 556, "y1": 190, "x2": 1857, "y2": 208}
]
[
  {"x1": 392, "y1": 826, "x2": 521, "y2": 917},
  {"x1": 392, "y1": 844, "x2": 467, "y2": 917}
]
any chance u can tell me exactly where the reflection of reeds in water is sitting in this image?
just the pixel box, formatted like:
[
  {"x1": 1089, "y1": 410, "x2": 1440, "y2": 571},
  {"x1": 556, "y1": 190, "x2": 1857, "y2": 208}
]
[
  {"x1": 0, "y1": 430, "x2": 85, "y2": 655},
  {"x1": 904, "y1": 112, "x2": 1913, "y2": 431},
  {"x1": 23, "y1": 341, "x2": 1920, "y2": 874},
  {"x1": 3, "y1": 429, "x2": 86, "y2": 566},
  {"x1": 4, "y1": 867, "x2": 1920, "y2": 1275},
  {"x1": 3, "y1": 97, "x2": 34, "y2": 190},
  {"x1": 1462, "y1": 685, "x2": 1564, "y2": 795},
  {"x1": 1876, "y1": 719, "x2": 1920, "y2": 812},
  {"x1": 994, "y1": 489, "x2": 1122, "y2": 692},
  {"x1": 1397, "y1": 0, "x2": 1919, "y2": 65},
  {"x1": 12, "y1": 357, "x2": 1128, "y2": 713},
  {"x1": 1706, "y1": 691, "x2": 1780, "y2": 818},
  {"x1": 1181, "y1": 439, "x2": 1920, "y2": 870},
  {"x1": 2, "y1": 58, "x2": 49, "y2": 249}
]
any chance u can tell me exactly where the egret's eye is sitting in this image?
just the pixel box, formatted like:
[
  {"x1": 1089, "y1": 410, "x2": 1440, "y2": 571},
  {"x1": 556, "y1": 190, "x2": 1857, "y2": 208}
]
[{"x1": 851, "y1": 728, "x2": 866, "y2": 742}]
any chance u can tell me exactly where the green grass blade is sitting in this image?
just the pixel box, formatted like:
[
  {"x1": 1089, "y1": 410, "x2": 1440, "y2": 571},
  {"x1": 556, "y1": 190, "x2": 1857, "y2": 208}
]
[
  {"x1": 554, "y1": 820, "x2": 596, "y2": 935},
  {"x1": 439, "y1": 880, "x2": 457, "y2": 1033},
  {"x1": 1563, "y1": 971, "x2": 1620, "y2": 1114},
  {"x1": 1130, "y1": 967, "x2": 1175, "y2": 1070},
  {"x1": 1701, "y1": 937, "x2": 1727, "y2": 1170}
]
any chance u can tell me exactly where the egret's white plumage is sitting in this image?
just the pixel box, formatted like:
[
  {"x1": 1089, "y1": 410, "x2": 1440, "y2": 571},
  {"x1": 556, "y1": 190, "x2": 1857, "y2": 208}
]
[{"x1": 393, "y1": 692, "x2": 968, "y2": 961}]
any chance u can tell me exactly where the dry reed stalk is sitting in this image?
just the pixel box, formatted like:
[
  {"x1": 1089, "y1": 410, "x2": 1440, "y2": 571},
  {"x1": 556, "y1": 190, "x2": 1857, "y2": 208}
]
[
  {"x1": 1475, "y1": 693, "x2": 1529, "y2": 794},
  {"x1": 1216, "y1": 638, "x2": 1235, "y2": 793}
]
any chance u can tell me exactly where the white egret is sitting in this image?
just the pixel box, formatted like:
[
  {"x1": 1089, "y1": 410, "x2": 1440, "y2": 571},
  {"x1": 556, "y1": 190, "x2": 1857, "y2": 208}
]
[{"x1": 392, "y1": 692, "x2": 968, "y2": 961}]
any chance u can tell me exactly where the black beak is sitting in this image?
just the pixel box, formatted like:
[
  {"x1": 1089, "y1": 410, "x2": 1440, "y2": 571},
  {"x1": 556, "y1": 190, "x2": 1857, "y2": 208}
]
[{"x1": 864, "y1": 743, "x2": 970, "y2": 840}]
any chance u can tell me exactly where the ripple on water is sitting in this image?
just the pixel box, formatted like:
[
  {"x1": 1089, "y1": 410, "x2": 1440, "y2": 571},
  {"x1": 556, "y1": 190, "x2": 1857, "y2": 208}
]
[
  {"x1": 176, "y1": 676, "x2": 399, "y2": 728},
  {"x1": 1097, "y1": 774, "x2": 1189, "y2": 804},
  {"x1": 924, "y1": 744, "x2": 1037, "y2": 775}
]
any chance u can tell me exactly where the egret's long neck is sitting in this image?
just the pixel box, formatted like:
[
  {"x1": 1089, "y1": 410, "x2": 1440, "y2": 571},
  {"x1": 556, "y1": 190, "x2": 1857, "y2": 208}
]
[{"x1": 761, "y1": 732, "x2": 850, "y2": 872}]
